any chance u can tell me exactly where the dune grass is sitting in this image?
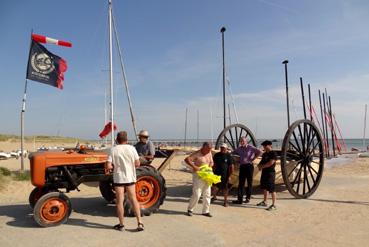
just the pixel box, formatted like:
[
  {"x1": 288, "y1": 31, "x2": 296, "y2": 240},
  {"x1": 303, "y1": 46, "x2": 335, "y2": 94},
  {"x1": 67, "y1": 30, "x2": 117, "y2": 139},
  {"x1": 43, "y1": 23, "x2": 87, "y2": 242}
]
[
  {"x1": 0, "y1": 167, "x2": 30, "y2": 191},
  {"x1": 0, "y1": 133, "x2": 87, "y2": 143},
  {"x1": 12, "y1": 171, "x2": 31, "y2": 181},
  {"x1": 0, "y1": 167, "x2": 12, "y2": 190}
]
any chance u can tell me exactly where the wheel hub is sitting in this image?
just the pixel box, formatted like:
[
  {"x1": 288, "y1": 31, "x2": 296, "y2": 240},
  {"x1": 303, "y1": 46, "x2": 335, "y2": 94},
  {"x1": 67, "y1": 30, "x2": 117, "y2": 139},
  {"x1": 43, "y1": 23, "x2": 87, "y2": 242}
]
[
  {"x1": 137, "y1": 180, "x2": 153, "y2": 202},
  {"x1": 41, "y1": 199, "x2": 66, "y2": 222}
]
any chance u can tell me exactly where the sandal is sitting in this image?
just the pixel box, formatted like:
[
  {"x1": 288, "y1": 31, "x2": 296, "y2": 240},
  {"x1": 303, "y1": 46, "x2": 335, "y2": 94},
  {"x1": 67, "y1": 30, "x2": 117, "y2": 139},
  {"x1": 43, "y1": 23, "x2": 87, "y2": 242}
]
[
  {"x1": 137, "y1": 222, "x2": 144, "y2": 231},
  {"x1": 113, "y1": 224, "x2": 124, "y2": 231}
]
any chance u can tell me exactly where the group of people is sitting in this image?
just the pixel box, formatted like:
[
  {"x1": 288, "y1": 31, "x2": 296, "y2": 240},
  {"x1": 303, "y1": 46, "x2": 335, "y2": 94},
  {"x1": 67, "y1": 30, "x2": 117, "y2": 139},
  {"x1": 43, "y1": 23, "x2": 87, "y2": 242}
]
[
  {"x1": 105, "y1": 130, "x2": 277, "y2": 232},
  {"x1": 185, "y1": 137, "x2": 277, "y2": 217},
  {"x1": 104, "y1": 130, "x2": 155, "y2": 232}
]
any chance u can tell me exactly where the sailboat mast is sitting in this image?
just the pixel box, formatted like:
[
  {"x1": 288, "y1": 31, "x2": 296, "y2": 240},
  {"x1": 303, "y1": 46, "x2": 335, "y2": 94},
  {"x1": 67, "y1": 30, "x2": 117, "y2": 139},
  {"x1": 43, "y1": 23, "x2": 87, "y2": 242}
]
[
  {"x1": 363, "y1": 104, "x2": 367, "y2": 151},
  {"x1": 108, "y1": 0, "x2": 114, "y2": 146},
  {"x1": 112, "y1": 14, "x2": 138, "y2": 140}
]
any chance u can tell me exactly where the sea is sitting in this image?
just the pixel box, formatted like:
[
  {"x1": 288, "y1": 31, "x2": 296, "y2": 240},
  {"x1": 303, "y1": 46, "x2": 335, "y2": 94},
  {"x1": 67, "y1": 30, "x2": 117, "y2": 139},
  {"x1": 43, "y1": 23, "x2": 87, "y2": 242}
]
[{"x1": 147, "y1": 138, "x2": 369, "y2": 152}]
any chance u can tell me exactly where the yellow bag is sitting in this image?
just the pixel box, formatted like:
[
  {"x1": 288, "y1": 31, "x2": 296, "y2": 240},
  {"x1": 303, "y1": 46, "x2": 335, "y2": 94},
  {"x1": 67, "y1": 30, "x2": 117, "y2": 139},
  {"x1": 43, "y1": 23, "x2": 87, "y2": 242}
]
[{"x1": 196, "y1": 164, "x2": 221, "y2": 186}]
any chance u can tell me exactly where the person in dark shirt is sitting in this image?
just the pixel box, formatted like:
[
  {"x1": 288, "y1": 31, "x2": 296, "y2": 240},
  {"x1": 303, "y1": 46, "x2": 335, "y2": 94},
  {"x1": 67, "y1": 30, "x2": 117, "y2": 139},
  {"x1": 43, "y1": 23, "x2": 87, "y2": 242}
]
[
  {"x1": 135, "y1": 130, "x2": 155, "y2": 165},
  {"x1": 257, "y1": 140, "x2": 277, "y2": 211},
  {"x1": 211, "y1": 143, "x2": 234, "y2": 207}
]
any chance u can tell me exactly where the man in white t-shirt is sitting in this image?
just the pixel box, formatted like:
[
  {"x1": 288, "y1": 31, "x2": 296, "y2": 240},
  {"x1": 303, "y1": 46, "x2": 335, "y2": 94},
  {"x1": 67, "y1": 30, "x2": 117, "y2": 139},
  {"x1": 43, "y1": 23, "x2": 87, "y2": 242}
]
[{"x1": 105, "y1": 131, "x2": 144, "y2": 231}]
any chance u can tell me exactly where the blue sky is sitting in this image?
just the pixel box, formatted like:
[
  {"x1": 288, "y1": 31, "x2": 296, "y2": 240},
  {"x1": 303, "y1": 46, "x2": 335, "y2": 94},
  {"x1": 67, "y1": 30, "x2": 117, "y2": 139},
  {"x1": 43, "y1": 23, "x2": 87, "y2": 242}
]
[{"x1": 1, "y1": 0, "x2": 369, "y2": 140}]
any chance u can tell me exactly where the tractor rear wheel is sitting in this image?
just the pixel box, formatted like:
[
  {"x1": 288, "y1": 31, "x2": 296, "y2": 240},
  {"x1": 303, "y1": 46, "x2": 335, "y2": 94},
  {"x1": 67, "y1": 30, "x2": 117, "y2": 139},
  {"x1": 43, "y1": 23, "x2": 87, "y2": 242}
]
[
  {"x1": 29, "y1": 187, "x2": 56, "y2": 208},
  {"x1": 29, "y1": 187, "x2": 45, "y2": 209},
  {"x1": 33, "y1": 192, "x2": 72, "y2": 227},
  {"x1": 125, "y1": 166, "x2": 166, "y2": 216},
  {"x1": 99, "y1": 180, "x2": 116, "y2": 203}
]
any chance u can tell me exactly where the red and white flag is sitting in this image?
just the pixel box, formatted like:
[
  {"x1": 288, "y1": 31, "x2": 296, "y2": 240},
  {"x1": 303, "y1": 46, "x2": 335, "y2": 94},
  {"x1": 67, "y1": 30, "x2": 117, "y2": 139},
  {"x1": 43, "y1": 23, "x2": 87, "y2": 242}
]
[{"x1": 32, "y1": 34, "x2": 72, "y2": 47}]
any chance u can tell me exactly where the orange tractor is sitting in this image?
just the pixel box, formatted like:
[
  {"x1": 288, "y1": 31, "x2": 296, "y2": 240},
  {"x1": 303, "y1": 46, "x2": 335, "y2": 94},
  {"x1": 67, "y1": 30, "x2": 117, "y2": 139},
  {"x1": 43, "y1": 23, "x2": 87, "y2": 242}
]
[{"x1": 29, "y1": 147, "x2": 171, "y2": 227}]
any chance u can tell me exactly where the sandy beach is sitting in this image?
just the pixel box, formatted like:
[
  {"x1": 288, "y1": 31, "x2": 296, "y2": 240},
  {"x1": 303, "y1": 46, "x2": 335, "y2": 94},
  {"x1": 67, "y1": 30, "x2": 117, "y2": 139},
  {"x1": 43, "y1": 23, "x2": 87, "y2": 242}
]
[{"x1": 0, "y1": 144, "x2": 369, "y2": 247}]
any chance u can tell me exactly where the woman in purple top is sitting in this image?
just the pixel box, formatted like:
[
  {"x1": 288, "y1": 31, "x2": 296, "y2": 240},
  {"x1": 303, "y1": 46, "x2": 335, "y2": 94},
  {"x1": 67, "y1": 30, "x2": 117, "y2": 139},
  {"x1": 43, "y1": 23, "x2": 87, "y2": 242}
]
[{"x1": 232, "y1": 137, "x2": 261, "y2": 204}]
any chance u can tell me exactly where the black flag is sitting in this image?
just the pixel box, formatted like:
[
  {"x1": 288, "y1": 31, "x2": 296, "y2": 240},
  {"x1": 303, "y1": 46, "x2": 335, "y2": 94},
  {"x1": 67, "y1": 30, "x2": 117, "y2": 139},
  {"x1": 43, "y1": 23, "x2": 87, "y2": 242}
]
[{"x1": 26, "y1": 40, "x2": 67, "y2": 89}]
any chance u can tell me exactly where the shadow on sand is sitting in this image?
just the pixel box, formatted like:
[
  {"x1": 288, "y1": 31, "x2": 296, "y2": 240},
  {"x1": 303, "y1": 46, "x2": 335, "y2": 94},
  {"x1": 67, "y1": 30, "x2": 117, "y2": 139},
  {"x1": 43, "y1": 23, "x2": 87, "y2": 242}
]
[{"x1": 0, "y1": 197, "x2": 115, "y2": 229}]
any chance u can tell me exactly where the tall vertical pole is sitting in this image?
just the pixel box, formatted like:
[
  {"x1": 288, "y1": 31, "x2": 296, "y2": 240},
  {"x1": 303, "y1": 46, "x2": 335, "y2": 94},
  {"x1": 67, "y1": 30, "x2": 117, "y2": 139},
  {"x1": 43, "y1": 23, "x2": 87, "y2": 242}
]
[
  {"x1": 108, "y1": 0, "x2": 114, "y2": 146},
  {"x1": 220, "y1": 27, "x2": 226, "y2": 130},
  {"x1": 228, "y1": 104, "x2": 232, "y2": 125},
  {"x1": 363, "y1": 104, "x2": 367, "y2": 151},
  {"x1": 196, "y1": 109, "x2": 199, "y2": 146},
  {"x1": 210, "y1": 108, "x2": 214, "y2": 145},
  {"x1": 20, "y1": 79, "x2": 28, "y2": 171},
  {"x1": 328, "y1": 96, "x2": 336, "y2": 156},
  {"x1": 184, "y1": 108, "x2": 188, "y2": 147},
  {"x1": 282, "y1": 60, "x2": 290, "y2": 127},
  {"x1": 323, "y1": 93, "x2": 330, "y2": 157},
  {"x1": 20, "y1": 30, "x2": 34, "y2": 171},
  {"x1": 300, "y1": 77, "x2": 307, "y2": 119},
  {"x1": 112, "y1": 14, "x2": 138, "y2": 141},
  {"x1": 308, "y1": 84, "x2": 312, "y2": 121},
  {"x1": 318, "y1": 90, "x2": 327, "y2": 156}
]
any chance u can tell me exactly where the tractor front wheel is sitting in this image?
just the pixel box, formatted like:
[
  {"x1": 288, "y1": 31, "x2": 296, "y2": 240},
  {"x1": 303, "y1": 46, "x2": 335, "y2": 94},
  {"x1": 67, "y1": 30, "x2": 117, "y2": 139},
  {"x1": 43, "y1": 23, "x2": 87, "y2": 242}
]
[{"x1": 33, "y1": 192, "x2": 72, "y2": 227}]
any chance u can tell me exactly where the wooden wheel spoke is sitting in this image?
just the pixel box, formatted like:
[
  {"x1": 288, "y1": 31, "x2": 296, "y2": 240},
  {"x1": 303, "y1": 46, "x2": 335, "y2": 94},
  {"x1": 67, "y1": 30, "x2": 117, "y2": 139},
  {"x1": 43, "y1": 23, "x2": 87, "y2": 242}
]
[
  {"x1": 291, "y1": 163, "x2": 303, "y2": 188},
  {"x1": 311, "y1": 160, "x2": 321, "y2": 166},
  {"x1": 308, "y1": 139, "x2": 321, "y2": 156},
  {"x1": 287, "y1": 160, "x2": 302, "y2": 178},
  {"x1": 296, "y1": 162, "x2": 304, "y2": 194},
  {"x1": 307, "y1": 162, "x2": 319, "y2": 175},
  {"x1": 305, "y1": 168, "x2": 311, "y2": 192},
  {"x1": 235, "y1": 127, "x2": 239, "y2": 147},
  {"x1": 303, "y1": 123, "x2": 310, "y2": 153},
  {"x1": 297, "y1": 124, "x2": 306, "y2": 153},
  {"x1": 288, "y1": 142, "x2": 301, "y2": 156},
  {"x1": 224, "y1": 136, "x2": 235, "y2": 150},
  {"x1": 312, "y1": 152, "x2": 324, "y2": 158},
  {"x1": 307, "y1": 164, "x2": 317, "y2": 184},
  {"x1": 286, "y1": 151, "x2": 301, "y2": 160},
  {"x1": 306, "y1": 131, "x2": 319, "y2": 156},
  {"x1": 228, "y1": 129, "x2": 236, "y2": 148},
  {"x1": 238, "y1": 128, "x2": 244, "y2": 142},
  {"x1": 303, "y1": 164, "x2": 308, "y2": 195},
  {"x1": 305, "y1": 126, "x2": 315, "y2": 154},
  {"x1": 291, "y1": 132, "x2": 303, "y2": 153}
]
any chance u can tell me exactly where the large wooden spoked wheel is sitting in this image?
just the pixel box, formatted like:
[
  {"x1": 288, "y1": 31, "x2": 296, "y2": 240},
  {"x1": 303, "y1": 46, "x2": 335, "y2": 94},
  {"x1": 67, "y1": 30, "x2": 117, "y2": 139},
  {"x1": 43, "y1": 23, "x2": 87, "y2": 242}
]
[
  {"x1": 215, "y1": 123, "x2": 257, "y2": 150},
  {"x1": 281, "y1": 119, "x2": 324, "y2": 198}
]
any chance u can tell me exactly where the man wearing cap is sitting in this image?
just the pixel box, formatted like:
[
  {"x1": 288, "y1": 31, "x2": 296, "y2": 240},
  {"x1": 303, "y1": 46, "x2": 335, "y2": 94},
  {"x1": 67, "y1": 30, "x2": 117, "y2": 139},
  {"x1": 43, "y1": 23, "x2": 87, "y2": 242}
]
[
  {"x1": 233, "y1": 136, "x2": 262, "y2": 204},
  {"x1": 212, "y1": 143, "x2": 234, "y2": 207},
  {"x1": 257, "y1": 140, "x2": 277, "y2": 211},
  {"x1": 135, "y1": 130, "x2": 155, "y2": 165}
]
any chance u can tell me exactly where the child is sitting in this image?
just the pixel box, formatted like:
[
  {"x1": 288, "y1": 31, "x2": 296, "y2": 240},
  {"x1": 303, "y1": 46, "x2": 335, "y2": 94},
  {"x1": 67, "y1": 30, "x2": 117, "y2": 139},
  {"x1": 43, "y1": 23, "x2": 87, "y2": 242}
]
[{"x1": 257, "y1": 140, "x2": 277, "y2": 211}]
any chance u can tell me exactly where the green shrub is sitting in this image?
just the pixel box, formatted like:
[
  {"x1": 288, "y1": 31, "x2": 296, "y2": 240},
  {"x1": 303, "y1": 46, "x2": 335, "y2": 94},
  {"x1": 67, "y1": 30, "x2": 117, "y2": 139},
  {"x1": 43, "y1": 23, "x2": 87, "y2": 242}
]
[
  {"x1": 13, "y1": 171, "x2": 31, "y2": 181},
  {"x1": 0, "y1": 167, "x2": 11, "y2": 176}
]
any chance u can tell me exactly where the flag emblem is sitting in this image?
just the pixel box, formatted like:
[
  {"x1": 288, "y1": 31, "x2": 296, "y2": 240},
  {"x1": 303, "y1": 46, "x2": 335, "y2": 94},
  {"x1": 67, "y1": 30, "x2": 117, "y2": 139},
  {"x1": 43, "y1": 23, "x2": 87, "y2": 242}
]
[{"x1": 30, "y1": 52, "x2": 55, "y2": 75}]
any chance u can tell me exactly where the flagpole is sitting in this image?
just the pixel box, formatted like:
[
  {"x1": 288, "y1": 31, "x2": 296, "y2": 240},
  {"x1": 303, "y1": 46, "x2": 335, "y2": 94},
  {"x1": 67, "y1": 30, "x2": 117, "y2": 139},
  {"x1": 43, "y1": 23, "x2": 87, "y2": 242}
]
[
  {"x1": 20, "y1": 79, "x2": 28, "y2": 171},
  {"x1": 20, "y1": 30, "x2": 34, "y2": 171},
  {"x1": 108, "y1": 0, "x2": 114, "y2": 147}
]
